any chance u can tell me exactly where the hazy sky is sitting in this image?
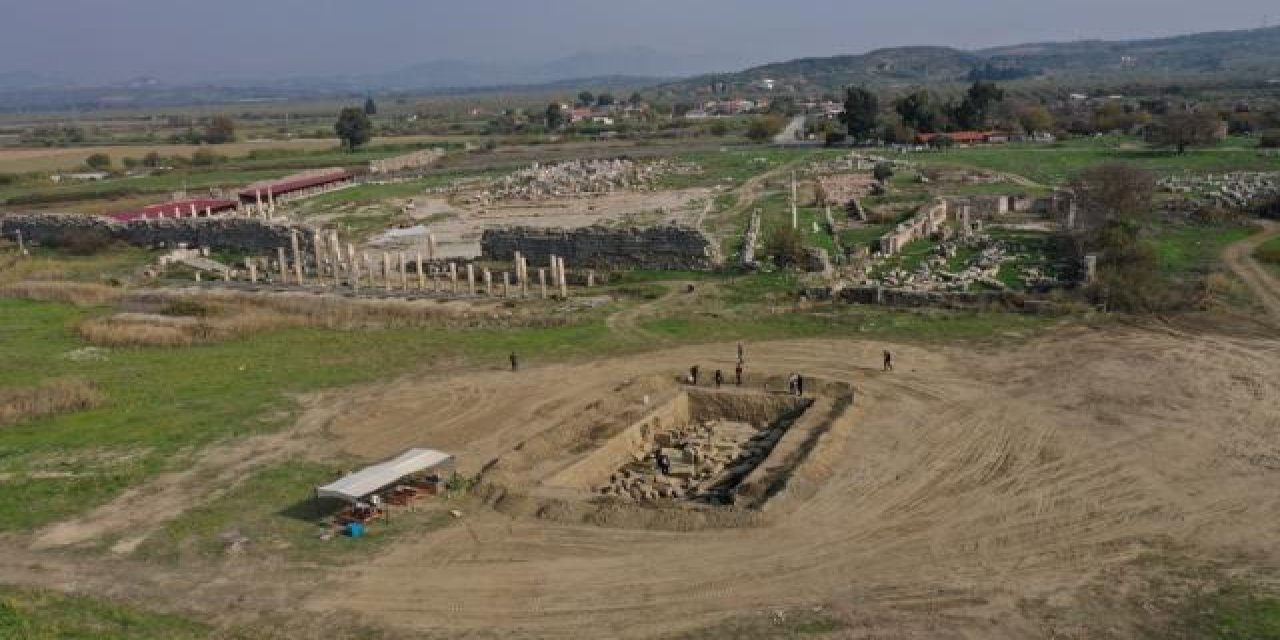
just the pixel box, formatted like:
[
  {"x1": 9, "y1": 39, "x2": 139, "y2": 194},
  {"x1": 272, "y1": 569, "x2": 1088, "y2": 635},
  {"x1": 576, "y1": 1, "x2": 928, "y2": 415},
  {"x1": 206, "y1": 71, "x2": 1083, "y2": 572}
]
[{"x1": 1, "y1": 0, "x2": 1274, "y2": 83}]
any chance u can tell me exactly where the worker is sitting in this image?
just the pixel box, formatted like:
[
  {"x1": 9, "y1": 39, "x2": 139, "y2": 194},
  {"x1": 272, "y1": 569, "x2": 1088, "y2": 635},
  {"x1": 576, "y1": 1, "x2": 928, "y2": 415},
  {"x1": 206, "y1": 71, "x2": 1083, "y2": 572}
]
[
  {"x1": 736, "y1": 341, "x2": 745, "y2": 364},
  {"x1": 735, "y1": 362, "x2": 744, "y2": 386},
  {"x1": 714, "y1": 369, "x2": 724, "y2": 388},
  {"x1": 796, "y1": 374, "x2": 805, "y2": 397},
  {"x1": 510, "y1": 352, "x2": 519, "y2": 372},
  {"x1": 690, "y1": 365, "x2": 699, "y2": 386},
  {"x1": 656, "y1": 452, "x2": 671, "y2": 476},
  {"x1": 882, "y1": 350, "x2": 893, "y2": 372},
  {"x1": 786, "y1": 373, "x2": 798, "y2": 396}
]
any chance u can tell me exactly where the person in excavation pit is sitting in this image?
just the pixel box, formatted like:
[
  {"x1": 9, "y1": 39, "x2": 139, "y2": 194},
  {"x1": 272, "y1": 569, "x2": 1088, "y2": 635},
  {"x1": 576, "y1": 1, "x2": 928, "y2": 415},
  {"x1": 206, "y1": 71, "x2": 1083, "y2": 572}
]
[
  {"x1": 510, "y1": 352, "x2": 519, "y2": 372},
  {"x1": 714, "y1": 369, "x2": 724, "y2": 388},
  {"x1": 689, "y1": 365, "x2": 699, "y2": 385},
  {"x1": 735, "y1": 362, "x2": 744, "y2": 386},
  {"x1": 882, "y1": 350, "x2": 893, "y2": 372}
]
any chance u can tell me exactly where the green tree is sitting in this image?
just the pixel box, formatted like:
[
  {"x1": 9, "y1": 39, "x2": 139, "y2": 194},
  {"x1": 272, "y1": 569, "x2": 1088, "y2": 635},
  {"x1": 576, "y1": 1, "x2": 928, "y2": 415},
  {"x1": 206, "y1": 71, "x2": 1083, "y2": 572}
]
[
  {"x1": 1016, "y1": 105, "x2": 1054, "y2": 134},
  {"x1": 764, "y1": 225, "x2": 808, "y2": 268},
  {"x1": 628, "y1": 91, "x2": 644, "y2": 106},
  {"x1": 203, "y1": 115, "x2": 236, "y2": 144},
  {"x1": 840, "y1": 86, "x2": 880, "y2": 140},
  {"x1": 364, "y1": 96, "x2": 378, "y2": 116},
  {"x1": 545, "y1": 103, "x2": 565, "y2": 130},
  {"x1": 334, "y1": 107, "x2": 373, "y2": 150},
  {"x1": 1149, "y1": 111, "x2": 1221, "y2": 154},
  {"x1": 84, "y1": 153, "x2": 111, "y2": 170},
  {"x1": 894, "y1": 90, "x2": 941, "y2": 132},
  {"x1": 873, "y1": 162, "x2": 894, "y2": 183},
  {"x1": 142, "y1": 151, "x2": 164, "y2": 168},
  {"x1": 597, "y1": 93, "x2": 615, "y2": 106},
  {"x1": 948, "y1": 81, "x2": 1005, "y2": 130},
  {"x1": 577, "y1": 91, "x2": 594, "y2": 107},
  {"x1": 928, "y1": 134, "x2": 955, "y2": 150},
  {"x1": 746, "y1": 115, "x2": 785, "y2": 142}
]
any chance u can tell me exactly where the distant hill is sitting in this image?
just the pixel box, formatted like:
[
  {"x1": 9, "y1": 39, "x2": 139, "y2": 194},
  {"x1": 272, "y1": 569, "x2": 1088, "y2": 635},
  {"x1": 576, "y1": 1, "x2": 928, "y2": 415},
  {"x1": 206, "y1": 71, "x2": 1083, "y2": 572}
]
[{"x1": 657, "y1": 26, "x2": 1280, "y2": 95}]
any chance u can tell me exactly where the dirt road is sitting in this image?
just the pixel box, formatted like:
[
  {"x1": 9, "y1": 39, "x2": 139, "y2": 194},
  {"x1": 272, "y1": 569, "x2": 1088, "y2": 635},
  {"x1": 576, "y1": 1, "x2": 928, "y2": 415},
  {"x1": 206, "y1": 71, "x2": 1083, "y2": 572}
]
[{"x1": 1224, "y1": 220, "x2": 1280, "y2": 320}]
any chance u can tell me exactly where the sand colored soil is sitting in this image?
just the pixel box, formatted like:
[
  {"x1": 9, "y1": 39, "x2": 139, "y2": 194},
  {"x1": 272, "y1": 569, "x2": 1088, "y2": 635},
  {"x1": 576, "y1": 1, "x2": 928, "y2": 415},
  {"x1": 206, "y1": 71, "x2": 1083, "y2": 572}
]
[{"x1": 299, "y1": 328, "x2": 1280, "y2": 638}]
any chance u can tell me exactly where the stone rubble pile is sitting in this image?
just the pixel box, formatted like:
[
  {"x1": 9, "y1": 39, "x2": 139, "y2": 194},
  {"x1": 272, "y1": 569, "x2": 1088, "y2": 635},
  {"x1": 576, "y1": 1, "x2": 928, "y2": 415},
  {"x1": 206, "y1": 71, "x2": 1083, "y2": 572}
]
[
  {"x1": 1159, "y1": 172, "x2": 1280, "y2": 209},
  {"x1": 596, "y1": 420, "x2": 783, "y2": 505},
  {"x1": 465, "y1": 158, "x2": 700, "y2": 205},
  {"x1": 864, "y1": 235, "x2": 1060, "y2": 292}
]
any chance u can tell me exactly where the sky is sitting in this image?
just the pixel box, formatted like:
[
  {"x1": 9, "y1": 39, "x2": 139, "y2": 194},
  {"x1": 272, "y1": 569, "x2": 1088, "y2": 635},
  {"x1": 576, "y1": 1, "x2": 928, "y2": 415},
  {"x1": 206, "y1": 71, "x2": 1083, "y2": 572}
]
[{"x1": 0, "y1": 0, "x2": 1274, "y2": 84}]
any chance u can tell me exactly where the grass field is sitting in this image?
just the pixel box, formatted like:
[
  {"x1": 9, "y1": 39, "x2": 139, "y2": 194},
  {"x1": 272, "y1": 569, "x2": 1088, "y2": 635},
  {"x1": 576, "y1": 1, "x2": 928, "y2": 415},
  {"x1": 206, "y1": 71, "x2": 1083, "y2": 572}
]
[
  {"x1": 1255, "y1": 233, "x2": 1280, "y2": 275},
  {"x1": 1154, "y1": 223, "x2": 1256, "y2": 274},
  {"x1": 0, "y1": 586, "x2": 213, "y2": 639}
]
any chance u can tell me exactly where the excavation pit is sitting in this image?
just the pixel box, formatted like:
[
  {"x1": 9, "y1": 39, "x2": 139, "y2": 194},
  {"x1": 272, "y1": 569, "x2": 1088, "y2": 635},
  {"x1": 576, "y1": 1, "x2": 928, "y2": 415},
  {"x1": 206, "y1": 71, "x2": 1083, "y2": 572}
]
[{"x1": 546, "y1": 389, "x2": 825, "y2": 509}]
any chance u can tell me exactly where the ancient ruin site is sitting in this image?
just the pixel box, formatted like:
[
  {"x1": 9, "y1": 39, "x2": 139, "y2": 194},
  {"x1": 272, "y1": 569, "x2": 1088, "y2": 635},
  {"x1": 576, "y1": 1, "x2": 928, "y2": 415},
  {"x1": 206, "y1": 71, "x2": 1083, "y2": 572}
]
[{"x1": 3, "y1": 6, "x2": 1280, "y2": 640}]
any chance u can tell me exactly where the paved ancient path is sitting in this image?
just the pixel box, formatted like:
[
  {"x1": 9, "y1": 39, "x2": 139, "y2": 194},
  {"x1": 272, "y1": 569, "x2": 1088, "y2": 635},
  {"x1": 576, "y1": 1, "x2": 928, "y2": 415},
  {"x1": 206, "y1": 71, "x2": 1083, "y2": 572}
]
[
  {"x1": 1223, "y1": 219, "x2": 1280, "y2": 320},
  {"x1": 773, "y1": 115, "x2": 808, "y2": 145}
]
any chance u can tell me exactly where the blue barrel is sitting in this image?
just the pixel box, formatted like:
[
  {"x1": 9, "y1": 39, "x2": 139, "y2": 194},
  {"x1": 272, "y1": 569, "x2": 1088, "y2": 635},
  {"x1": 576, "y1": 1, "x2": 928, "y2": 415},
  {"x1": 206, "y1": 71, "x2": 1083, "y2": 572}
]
[{"x1": 347, "y1": 522, "x2": 365, "y2": 538}]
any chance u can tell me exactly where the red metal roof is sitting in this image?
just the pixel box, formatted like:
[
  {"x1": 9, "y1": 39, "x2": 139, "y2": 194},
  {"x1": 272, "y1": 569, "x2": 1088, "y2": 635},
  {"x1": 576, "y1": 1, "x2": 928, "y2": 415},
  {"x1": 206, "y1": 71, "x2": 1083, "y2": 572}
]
[
  {"x1": 237, "y1": 169, "x2": 351, "y2": 199},
  {"x1": 107, "y1": 197, "x2": 238, "y2": 222}
]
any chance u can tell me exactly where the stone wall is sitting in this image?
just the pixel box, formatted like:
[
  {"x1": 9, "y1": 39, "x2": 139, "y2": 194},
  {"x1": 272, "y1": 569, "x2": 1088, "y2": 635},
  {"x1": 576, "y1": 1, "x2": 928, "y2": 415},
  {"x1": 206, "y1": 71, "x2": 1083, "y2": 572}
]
[
  {"x1": 834, "y1": 285, "x2": 1072, "y2": 314},
  {"x1": 0, "y1": 213, "x2": 311, "y2": 252},
  {"x1": 481, "y1": 225, "x2": 722, "y2": 270}
]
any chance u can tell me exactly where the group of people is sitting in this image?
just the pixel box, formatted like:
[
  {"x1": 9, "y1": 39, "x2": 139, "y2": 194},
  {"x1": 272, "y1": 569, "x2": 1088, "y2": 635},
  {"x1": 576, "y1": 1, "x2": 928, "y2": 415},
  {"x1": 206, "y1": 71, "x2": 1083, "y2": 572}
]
[{"x1": 684, "y1": 343, "x2": 895, "y2": 395}]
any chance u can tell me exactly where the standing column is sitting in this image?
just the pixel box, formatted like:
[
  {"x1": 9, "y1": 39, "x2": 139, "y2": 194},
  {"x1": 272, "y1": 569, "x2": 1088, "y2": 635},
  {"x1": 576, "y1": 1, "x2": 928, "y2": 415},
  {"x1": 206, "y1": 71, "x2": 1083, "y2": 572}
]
[
  {"x1": 587, "y1": 270, "x2": 595, "y2": 288},
  {"x1": 415, "y1": 252, "x2": 426, "y2": 290},
  {"x1": 189, "y1": 204, "x2": 197, "y2": 218},
  {"x1": 15, "y1": 230, "x2": 27, "y2": 257},
  {"x1": 276, "y1": 247, "x2": 288, "y2": 282},
  {"x1": 351, "y1": 253, "x2": 361, "y2": 291},
  {"x1": 483, "y1": 269, "x2": 493, "y2": 296},
  {"x1": 538, "y1": 268, "x2": 547, "y2": 299},
  {"x1": 502, "y1": 272, "x2": 510, "y2": 298},
  {"x1": 399, "y1": 252, "x2": 409, "y2": 291},
  {"x1": 247, "y1": 258, "x2": 258, "y2": 283},
  {"x1": 382, "y1": 252, "x2": 393, "y2": 292},
  {"x1": 267, "y1": 187, "x2": 276, "y2": 213},
  {"x1": 255, "y1": 191, "x2": 264, "y2": 217},
  {"x1": 313, "y1": 229, "x2": 326, "y2": 279},
  {"x1": 205, "y1": 206, "x2": 213, "y2": 218},
  {"x1": 347, "y1": 243, "x2": 358, "y2": 284},
  {"x1": 519, "y1": 257, "x2": 529, "y2": 297},
  {"x1": 549, "y1": 255, "x2": 558, "y2": 288},
  {"x1": 558, "y1": 257, "x2": 568, "y2": 298},
  {"x1": 448, "y1": 263, "x2": 458, "y2": 293},
  {"x1": 466, "y1": 264, "x2": 476, "y2": 295},
  {"x1": 427, "y1": 234, "x2": 437, "y2": 261},
  {"x1": 290, "y1": 231, "x2": 304, "y2": 284}
]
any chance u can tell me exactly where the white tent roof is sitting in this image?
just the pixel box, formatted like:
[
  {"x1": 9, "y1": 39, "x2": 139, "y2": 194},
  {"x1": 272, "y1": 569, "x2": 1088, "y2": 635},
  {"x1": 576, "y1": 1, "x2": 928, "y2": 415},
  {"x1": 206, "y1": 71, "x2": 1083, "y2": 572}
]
[{"x1": 316, "y1": 448, "x2": 454, "y2": 503}]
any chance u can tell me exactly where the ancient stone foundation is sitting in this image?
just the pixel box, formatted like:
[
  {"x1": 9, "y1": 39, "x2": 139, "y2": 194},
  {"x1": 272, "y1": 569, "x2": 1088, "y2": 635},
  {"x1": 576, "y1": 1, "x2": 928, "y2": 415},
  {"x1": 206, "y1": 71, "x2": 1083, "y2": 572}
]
[
  {"x1": 1, "y1": 213, "x2": 310, "y2": 252},
  {"x1": 481, "y1": 225, "x2": 722, "y2": 270}
]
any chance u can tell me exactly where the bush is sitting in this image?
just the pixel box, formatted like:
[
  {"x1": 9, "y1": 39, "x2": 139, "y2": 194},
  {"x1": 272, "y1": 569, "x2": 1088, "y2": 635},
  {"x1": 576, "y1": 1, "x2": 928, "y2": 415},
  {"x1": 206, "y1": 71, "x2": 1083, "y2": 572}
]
[
  {"x1": 190, "y1": 148, "x2": 225, "y2": 166},
  {"x1": 1254, "y1": 194, "x2": 1280, "y2": 220},
  {"x1": 84, "y1": 153, "x2": 111, "y2": 170},
  {"x1": 1256, "y1": 130, "x2": 1280, "y2": 148},
  {"x1": 873, "y1": 162, "x2": 895, "y2": 183},
  {"x1": 55, "y1": 228, "x2": 116, "y2": 255},
  {"x1": 764, "y1": 226, "x2": 808, "y2": 268},
  {"x1": 824, "y1": 132, "x2": 847, "y2": 147},
  {"x1": 1255, "y1": 241, "x2": 1280, "y2": 266}
]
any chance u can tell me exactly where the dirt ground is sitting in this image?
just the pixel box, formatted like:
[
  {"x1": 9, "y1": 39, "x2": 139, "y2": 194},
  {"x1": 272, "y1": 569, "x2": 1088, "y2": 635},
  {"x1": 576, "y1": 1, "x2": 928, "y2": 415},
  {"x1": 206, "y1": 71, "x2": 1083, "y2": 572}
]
[
  {"x1": 380, "y1": 188, "x2": 710, "y2": 258},
  {"x1": 5, "y1": 231, "x2": 1280, "y2": 639}
]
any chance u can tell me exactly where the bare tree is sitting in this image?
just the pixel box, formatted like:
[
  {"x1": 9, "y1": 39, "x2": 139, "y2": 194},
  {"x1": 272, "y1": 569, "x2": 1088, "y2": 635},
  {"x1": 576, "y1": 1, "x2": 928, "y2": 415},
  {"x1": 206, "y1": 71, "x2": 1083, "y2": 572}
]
[
  {"x1": 1068, "y1": 163, "x2": 1155, "y2": 237},
  {"x1": 1148, "y1": 111, "x2": 1221, "y2": 154}
]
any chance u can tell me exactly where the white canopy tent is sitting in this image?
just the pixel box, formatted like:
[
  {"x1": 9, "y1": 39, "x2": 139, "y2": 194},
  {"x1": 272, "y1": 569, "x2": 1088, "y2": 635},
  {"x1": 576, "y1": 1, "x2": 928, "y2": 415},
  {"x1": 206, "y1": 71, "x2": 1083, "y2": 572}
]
[{"x1": 316, "y1": 448, "x2": 454, "y2": 503}]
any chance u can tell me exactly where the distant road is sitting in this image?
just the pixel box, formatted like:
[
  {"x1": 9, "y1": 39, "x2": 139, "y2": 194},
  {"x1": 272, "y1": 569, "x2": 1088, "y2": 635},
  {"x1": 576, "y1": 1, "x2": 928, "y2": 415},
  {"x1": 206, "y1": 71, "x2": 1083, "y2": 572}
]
[{"x1": 773, "y1": 116, "x2": 812, "y2": 146}]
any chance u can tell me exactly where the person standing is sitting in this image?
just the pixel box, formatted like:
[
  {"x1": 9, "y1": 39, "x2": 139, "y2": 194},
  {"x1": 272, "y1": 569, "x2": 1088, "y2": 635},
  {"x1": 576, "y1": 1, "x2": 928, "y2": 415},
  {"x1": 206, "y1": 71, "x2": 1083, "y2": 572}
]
[
  {"x1": 714, "y1": 369, "x2": 724, "y2": 388},
  {"x1": 735, "y1": 362, "x2": 744, "y2": 386},
  {"x1": 690, "y1": 365, "x2": 700, "y2": 385},
  {"x1": 736, "y1": 341, "x2": 745, "y2": 365},
  {"x1": 882, "y1": 350, "x2": 893, "y2": 372},
  {"x1": 796, "y1": 374, "x2": 805, "y2": 397},
  {"x1": 510, "y1": 352, "x2": 519, "y2": 372}
]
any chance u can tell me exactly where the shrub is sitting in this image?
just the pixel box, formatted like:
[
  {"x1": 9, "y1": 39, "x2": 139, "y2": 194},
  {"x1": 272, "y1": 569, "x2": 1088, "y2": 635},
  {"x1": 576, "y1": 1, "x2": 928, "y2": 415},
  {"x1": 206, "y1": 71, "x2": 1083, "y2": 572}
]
[
  {"x1": 54, "y1": 228, "x2": 115, "y2": 255},
  {"x1": 0, "y1": 379, "x2": 102, "y2": 427},
  {"x1": 1257, "y1": 130, "x2": 1280, "y2": 148},
  {"x1": 0, "y1": 282, "x2": 123, "y2": 306},
  {"x1": 764, "y1": 226, "x2": 809, "y2": 268}
]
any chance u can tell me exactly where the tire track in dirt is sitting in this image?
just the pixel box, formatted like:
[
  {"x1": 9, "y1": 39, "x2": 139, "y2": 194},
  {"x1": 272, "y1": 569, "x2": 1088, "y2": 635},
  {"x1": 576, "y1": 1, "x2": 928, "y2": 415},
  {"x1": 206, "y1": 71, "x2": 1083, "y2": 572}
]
[{"x1": 1224, "y1": 220, "x2": 1280, "y2": 321}]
